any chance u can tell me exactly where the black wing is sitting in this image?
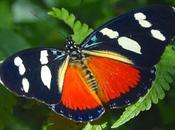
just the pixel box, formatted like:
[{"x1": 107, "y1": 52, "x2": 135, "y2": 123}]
[
  {"x1": 81, "y1": 5, "x2": 175, "y2": 67},
  {"x1": 0, "y1": 48, "x2": 66, "y2": 105}
]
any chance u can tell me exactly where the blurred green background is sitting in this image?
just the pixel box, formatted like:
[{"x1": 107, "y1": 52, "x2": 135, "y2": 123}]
[{"x1": 0, "y1": 0, "x2": 175, "y2": 130}]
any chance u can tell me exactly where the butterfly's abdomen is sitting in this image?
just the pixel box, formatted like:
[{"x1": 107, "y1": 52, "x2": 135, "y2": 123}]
[
  {"x1": 82, "y1": 65, "x2": 98, "y2": 92},
  {"x1": 73, "y1": 59, "x2": 98, "y2": 92}
]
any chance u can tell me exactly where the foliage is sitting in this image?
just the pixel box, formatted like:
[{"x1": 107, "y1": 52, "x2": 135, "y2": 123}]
[
  {"x1": 0, "y1": 87, "x2": 16, "y2": 130},
  {"x1": 48, "y1": 8, "x2": 93, "y2": 44},
  {"x1": 0, "y1": 0, "x2": 175, "y2": 130}
]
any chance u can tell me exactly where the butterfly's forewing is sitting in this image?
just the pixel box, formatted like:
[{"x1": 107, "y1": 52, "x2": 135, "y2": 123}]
[
  {"x1": 0, "y1": 48, "x2": 65, "y2": 105},
  {"x1": 81, "y1": 6, "x2": 175, "y2": 67}
]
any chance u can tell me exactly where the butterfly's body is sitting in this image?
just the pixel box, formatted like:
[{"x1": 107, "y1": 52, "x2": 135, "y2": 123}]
[
  {"x1": 0, "y1": 5, "x2": 175, "y2": 122},
  {"x1": 65, "y1": 38, "x2": 99, "y2": 92}
]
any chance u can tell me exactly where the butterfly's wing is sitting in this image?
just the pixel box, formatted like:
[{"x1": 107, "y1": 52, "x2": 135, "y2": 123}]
[
  {"x1": 50, "y1": 61, "x2": 105, "y2": 122},
  {"x1": 87, "y1": 56, "x2": 155, "y2": 108},
  {"x1": 0, "y1": 48, "x2": 65, "y2": 105},
  {"x1": 81, "y1": 5, "x2": 175, "y2": 67},
  {"x1": 80, "y1": 6, "x2": 175, "y2": 108}
]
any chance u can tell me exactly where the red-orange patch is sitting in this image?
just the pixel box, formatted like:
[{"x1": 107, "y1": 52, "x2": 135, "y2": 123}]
[
  {"x1": 61, "y1": 64, "x2": 102, "y2": 110},
  {"x1": 87, "y1": 56, "x2": 140, "y2": 102}
]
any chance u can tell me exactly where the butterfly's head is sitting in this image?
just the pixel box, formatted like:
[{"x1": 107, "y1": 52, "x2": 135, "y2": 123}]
[{"x1": 65, "y1": 37, "x2": 84, "y2": 60}]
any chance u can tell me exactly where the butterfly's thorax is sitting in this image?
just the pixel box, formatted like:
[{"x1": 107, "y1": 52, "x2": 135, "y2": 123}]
[
  {"x1": 65, "y1": 38, "x2": 84, "y2": 61},
  {"x1": 65, "y1": 38, "x2": 98, "y2": 92}
]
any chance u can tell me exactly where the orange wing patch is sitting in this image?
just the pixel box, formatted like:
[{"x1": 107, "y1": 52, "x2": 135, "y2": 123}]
[
  {"x1": 61, "y1": 64, "x2": 102, "y2": 111},
  {"x1": 88, "y1": 56, "x2": 140, "y2": 103}
]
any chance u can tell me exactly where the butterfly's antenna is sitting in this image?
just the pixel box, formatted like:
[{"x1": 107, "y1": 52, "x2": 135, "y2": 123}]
[{"x1": 30, "y1": 10, "x2": 67, "y2": 40}]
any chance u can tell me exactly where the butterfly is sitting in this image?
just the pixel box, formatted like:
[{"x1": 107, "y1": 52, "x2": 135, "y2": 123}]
[{"x1": 0, "y1": 5, "x2": 175, "y2": 122}]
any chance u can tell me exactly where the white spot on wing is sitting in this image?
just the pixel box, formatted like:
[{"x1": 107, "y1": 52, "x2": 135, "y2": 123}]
[
  {"x1": 100, "y1": 28, "x2": 119, "y2": 39},
  {"x1": 40, "y1": 50, "x2": 49, "y2": 65},
  {"x1": 134, "y1": 12, "x2": 146, "y2": 20},
  {"x1": 14, "y1": 56, "x2": 26, "y2": 76},
  {"x1": 172, "y1": 7, "x2": 175, "y2": 11},
  {"x1": 14, "y1": 57, "x2": 23, "y2": 66},
  {"x1": 151, "y1": 29, "x2": 166, "y2": 41},
  {"x1": 19, "y1": 64, "x2": 26, "y2": 75},
  {"x1": 117, "y1": 36, "x2": 142, "y2": 54},
  {"x1": 138, "y1": 20, "x2": 152, "y2": 28},
  {"x1": 134, "y1": 12, "x2": 152, "y2": 28},
  {"x1": 41, "y1": 65, "x2": 52, "y2": 89},
  {"x1": 22, "y1": 78, "x2": 30, "y2": 93}
]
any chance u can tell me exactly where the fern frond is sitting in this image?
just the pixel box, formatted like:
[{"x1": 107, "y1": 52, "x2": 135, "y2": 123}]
[
  {"x1": 83, "y1": 122, "x2": 108, "y2": 130},
  {"x1": 48, "y1": 8, "x2": 93, "y2": 44},
  {"x1": 42, "y1": 123, "x2": 54, "y2": 130},
  {"x1": 111, "y1": 45, "x2": 175, "y2": 128}
]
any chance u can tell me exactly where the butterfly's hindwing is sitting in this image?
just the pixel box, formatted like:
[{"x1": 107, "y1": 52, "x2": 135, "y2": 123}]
[
  {"x1": 109, "y1": 67, "x2": 156, "y2": 108},
  {"x1": 0, "y1": 48, "x2": 65, "y2": 105},
  {"x1": 81, "y1": 6, "x2": 175, "y2": 67},
  {"x1": 87, "y1": 56, "x2": 156, "y2": 108},
  {"x1": 51, "y1": 103, "x2": 104, "y2": 122},
  {"x1": 50, "y1": 63, "x2": 105, "y2": 122}
]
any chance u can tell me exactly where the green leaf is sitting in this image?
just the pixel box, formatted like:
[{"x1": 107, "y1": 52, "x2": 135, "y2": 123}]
[
  {"x1": 0, "y1": 29, "x2": 30, "y2": 60},
  {"x1": 83, "y1": 122, "x2": 108, "y2": 130},
  {"x1": 0, "y1": 29, "x2": 31, "y2": 129},
  {"x1": 82, "y1": 123, "x2": 92, "y2": 130},
  {"x1": 48, "y1": 8, "x2": 93, "y2": 44},
  {"x1": 0, "y1": 86, "x2": 16, "y2": 130},
  {"x1": 111, "y1": 45, "x2": 175, "y2": 128},
  {"x1": 0, "y1": 1, "x2": 13, "y2": 29},
  {"x1": 42, "y1": 123, "x2": 54, "y2": 130}
]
